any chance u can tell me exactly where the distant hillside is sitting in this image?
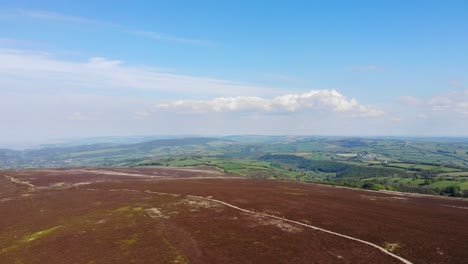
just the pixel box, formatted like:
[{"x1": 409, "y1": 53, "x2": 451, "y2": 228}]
[
  {"x1": 0, "y1": 137, "x2": 235, "y2": 168},
  {"x1": 129, "y1": 137, "x2": 231, "y2": 151}
]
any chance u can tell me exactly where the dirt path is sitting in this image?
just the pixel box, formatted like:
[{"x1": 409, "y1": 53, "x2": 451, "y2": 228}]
[
  {"x1": 96, "y1": 187, "x2": 413, "y2": 264},
  {"x1": 74, "y1": 169, "x2": 160, "y2": 178},
  {"x1": 159, "y1": 176, "x2": 244, "y2": 181},
  {"x1": 74, "y1": 169, "x2": 241, "y2": 180},
  {"x1": 189, "y1": 195, "x2": 414, "y2": 264},
  {"x1": 2, "y1": 175, "x2": 35, "y2": 190}
]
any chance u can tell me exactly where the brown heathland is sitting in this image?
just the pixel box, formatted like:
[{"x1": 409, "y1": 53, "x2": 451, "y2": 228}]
[{"x1": 0, "y1": 167, "x2": 467, "y2": 264}]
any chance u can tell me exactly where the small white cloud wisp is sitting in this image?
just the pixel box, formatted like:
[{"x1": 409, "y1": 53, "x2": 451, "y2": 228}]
[
  {"x1": 400, "y1": 90, "x2": 468, "y2": 116},
  {"x1": 6, "y1": 9, "x2": 209, "y2": 45},
  {"x1": 429, "y1": 90, "x2": 468, "y2": 115}
]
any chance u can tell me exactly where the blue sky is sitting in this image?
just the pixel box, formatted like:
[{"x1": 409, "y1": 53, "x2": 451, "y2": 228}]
[{"x1": 0, "y1": 0, "x2": 467, "y2": 144}]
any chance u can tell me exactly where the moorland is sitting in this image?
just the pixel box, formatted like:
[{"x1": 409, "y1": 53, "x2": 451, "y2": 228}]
[{"x1": 1, "y1": 167, "x2": 467, "y2": 264}]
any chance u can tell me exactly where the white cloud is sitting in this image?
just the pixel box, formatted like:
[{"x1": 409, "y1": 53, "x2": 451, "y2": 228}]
[
  {"x1": 428, "y1": 90, "x2": 468, "y2": 115},
  {"x1": 155, "y1": 90, "x2": 384, "y2": 117},
  {"x1": 398, "y1": 90, "x2": 468, "y2": 121},
  {"x1": 0, "y1": 48, "x2": 278, "y2": 96}
]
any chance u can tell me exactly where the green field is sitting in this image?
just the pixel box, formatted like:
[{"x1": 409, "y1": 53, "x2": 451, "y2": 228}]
[{"x1": 438, "y1": 171, "x2": 468, "y2": 177}]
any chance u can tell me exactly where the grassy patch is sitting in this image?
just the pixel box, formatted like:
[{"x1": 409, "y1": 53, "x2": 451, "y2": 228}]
[
  {"x1": 438, "y1": 171, "x2": 468, "y2": 177},
  {"x1": 20, "y1": 225, "x2": 63, "y2": 243},
  {"x1": 410, "y1": 179, "x2": 426, "y2": 185},
  {"x1": 457, "y1": 181, "x2": 468, "y2": 190},
  {"x1": 173, "y1": 255, "x2": 189, "y2": 264},
  {"x1": 396, "y1": 178, "x2": 414, "y2": 184},
  {"x1": 112, "y1": 206, "x2": 132, "y2": 213},
  {"x1": 384, "y1": 242, "x2": 400, "y2": 253},
  {"x1": 118, "y1": 234, "x2": 140, "y2": 249},
  {"x1": 429, "y1": 180, "x2": 459, "y2": 189},
  {"x1": 1, "y1": 225, "x2": 63, "y2": 255}
]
